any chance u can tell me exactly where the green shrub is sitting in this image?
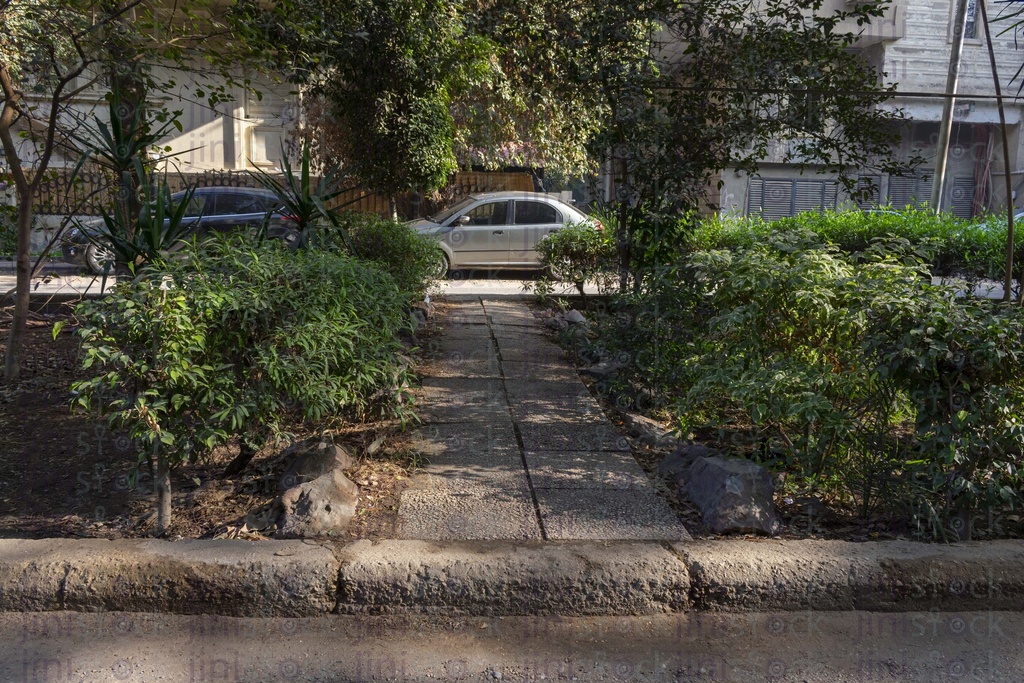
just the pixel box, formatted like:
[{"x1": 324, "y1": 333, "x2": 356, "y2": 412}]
[
  {"x1": 338, "y1": 211, "x2": 443, "y2": 299},
  {"x1": 589, "y1": 232, "x2": 1024, "y2": 531},
  {"x1": 687, "y1": 209, "x2": 1020, "y2": 282},
  {"x1": 68, "y1": 236, "x2": 414, "y2": 532},
  {"x1": 535, "y1": 219, "x2": 617, "y2": 298}
]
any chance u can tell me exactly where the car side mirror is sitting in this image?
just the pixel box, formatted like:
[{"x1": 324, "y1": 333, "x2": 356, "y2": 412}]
[{"x1": 456, "y1": 214, "x2": 472, "y2": 225}]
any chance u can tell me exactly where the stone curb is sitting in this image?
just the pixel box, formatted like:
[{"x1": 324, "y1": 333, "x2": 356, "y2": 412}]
[
  {"x1": 335, "y1": 540, "x2": 689, "y2": 616},
  {"x1": 1, "y1": 538, "x2": 1022, "y2": 616},
  {"x1": 677, "y1": 539, "x2": 1024, "y2": 612},
  {"x1": 0, "y1": 539, "x2": 338, "y2": 617}
]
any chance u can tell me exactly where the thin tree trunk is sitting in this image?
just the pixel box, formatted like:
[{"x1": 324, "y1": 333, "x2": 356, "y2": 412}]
[
  {"x1": 155, "y1": 453, "x2": 171, "y2": 536},
  {"x1": 3, "y1": 203, "x2": 33, "y2": 381},
  {"x1": 979, "y1": 0, "x2": 1018, "y2": 303},
  {"x1": 388, "y1": 195, "x2": 399, "y2": 221}
]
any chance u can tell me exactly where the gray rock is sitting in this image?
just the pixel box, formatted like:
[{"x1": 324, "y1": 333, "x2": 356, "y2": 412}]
[
  {"x1": 279, "y1": 440, "x2": 354, "y2": 492},
  {"x1": 622, "y1": 412, "x2": 679, "y2": 450},
  {"x1": 684, "y1": 455, "x2": 780, "y2": 536},
  {"x1": 655, "y1": 443, "x2": 719, "y2": 480},
  {"x1": 276, "y1": 470, "x2": 359, "y2": 538},
  {"x1": 411, "y1": 300, "x2": 433, "y2": 319},
  {"x1": 545, "y1": 316, "x2": 569, "y2": 331},
  {"x1": 564, "y1": 309, "x2": 586, "y2": 325},
  {"x1": 579, "y1": 360, "x2": 622, "y2": 380}
]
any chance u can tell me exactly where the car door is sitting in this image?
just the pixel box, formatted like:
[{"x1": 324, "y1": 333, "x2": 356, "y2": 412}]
[
  {"x1": 509, "y1": 199, "x2": 563, "y2": 265},
  {"x1": 202, "y1": 192, "x2": 268, "y2": 235},
  {"x1": 174, "y1": 191, "x2": 211, "y2": 238},
  {"x1": 445, "y1": 200, "x2": 512, "y2": 267}
]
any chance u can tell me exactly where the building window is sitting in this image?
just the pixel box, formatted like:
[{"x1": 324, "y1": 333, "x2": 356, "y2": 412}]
[{"x1": 960, "y1": 0, "x2": 978, "y2": 40}]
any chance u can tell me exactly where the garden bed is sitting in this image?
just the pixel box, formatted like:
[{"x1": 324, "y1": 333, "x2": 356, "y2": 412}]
[
  {"x1": 537, "y1": 296, "x2": 1024, "y2": 544},
  {"x1": 0, "y1": 310, "x2": 424, "y2": 541}
]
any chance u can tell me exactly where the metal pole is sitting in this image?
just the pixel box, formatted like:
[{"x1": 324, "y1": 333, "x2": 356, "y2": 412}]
[{"x1": 930, "y1": 0, "x2": 971, "y2": 213}]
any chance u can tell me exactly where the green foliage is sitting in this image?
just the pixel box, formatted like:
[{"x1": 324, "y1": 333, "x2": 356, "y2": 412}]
[
  {"x1": 248, "y1": 140, "x2": 349, "y2": 247},
  {"x1": 688, "y1": 209, "x2": 1020, "y2": 282},
  {"x1": 338, "y1": 211, "x2": 443, "y2": 299},
  {"x1": 0, "y1": 206, "x2": 16, "y2": 257},
  {"x1": 534, "y1": 220, "x2": 617, "y2": 298},
  {"x1": 70, "y1": 236, "x2": 414, "y2": 481},
  {"x1": 590, "y1": 233, "x2": 1024, "y2": 529}
]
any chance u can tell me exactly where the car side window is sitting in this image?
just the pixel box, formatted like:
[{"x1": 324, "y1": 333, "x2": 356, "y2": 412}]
[
  {"x1": 217, "y1": 193, "x2": 268, "y2": 215},
  {"x1": 181, "y1": 194, "x2": 209, "y2": 218},
  {"x1": 514, "y1": 201, "x2": 559, "y2": 225},
  {"x1": 463, "y1": 201, "x2": 509, "y2": 226}
]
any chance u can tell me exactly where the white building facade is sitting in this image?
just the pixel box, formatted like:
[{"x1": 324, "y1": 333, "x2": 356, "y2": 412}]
[{"x1": 719, "y1": 0, "x2": 1024, "y2": 219}]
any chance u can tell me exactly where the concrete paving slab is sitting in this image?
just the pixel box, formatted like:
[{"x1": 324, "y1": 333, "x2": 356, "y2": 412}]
[
  {"x1": 408, "y1": 462, "x2": 532, "y2": 494},
  {"x1": 525, "y1": 450, "x2": 651, "y2": 490},
  {"x1": 406, "y1": 421, "x2": 518, "y2": 458},
  {"x1": 511, "y1": 395, "x2": 607, "y2": 424},
  {"x1": 535, "y1": 489, "x2": 691, "y2": 541},
  {"x1": 501, "y1": 360, "x2": 579, "y2": 382},
  {"x1": 414, "y1": 400, "x2": 512, "y2": 424},
  {"x1": 497, "y1": 347, "x2": 568, "y2": 365},
  {"x1": 420, "y1": 377, "x2": 505, "y2": 394},
  {"x1": 504, "y1": 379, "x2": 586, "y2": 401},
  {"x1": 518, "y1": 422, "x2": 631, "y2": 452},
  {"x1": 426, "y1": 338, "x2": 497, "y2": 359},
  {"x1": 444, "y1": 315, "x2": 490, "y2": 327},
  {"x1": 419, "y1": 357, "x2": 502, "y2": 379},
  {"x1": 397, "y1": 490, "x2": 542, "y2": 540}
]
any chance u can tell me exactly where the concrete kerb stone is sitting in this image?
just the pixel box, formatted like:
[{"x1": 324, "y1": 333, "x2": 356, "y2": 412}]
[
  {"x1": 675, "y1": 539, "x2": 1024, "y2": 612},
  {"x1": 335, "y1": 540, "x2": 690, "y2": 616},
  {"x1": 2, "y1": 538, "x2": 1023, "y2": 617},
  {"x1": 0, "y1": 539, "x2": 339, "y2": 617}
]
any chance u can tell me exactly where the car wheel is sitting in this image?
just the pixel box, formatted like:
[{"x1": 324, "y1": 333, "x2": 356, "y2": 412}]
[
  {"x1": 85, "y1": 242, "x2": 115, "y2": 275},
  {"x1": 429, "y1": 252, "x2": 450, "y2": 280}
]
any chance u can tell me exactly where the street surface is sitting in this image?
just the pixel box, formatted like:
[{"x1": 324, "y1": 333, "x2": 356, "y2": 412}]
[{"x1": 5, "y1": 611, "x2": 1021, "y2": 682}]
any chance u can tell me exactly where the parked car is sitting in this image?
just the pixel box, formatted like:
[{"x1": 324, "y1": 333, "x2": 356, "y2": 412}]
[
  {"x1": 63, "y1": 186, "x2": 298, "y2": 273},
  {"x1": 408, "y1": 191, "x2": 592, "y2": 275}
]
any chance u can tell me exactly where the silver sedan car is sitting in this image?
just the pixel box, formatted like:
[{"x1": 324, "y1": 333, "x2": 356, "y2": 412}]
[{"x1": 409, "y1": 192, "x2": 590, "y2": 274}]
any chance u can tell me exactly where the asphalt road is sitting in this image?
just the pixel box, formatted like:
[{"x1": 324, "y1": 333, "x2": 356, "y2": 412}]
[{"x1": 5, "y1": 611, "x2": 1021, "y2": 682}]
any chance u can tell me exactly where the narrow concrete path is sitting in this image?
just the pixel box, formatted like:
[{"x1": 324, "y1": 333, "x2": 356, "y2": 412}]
[{"x1": 399, "y1": 298, "x2": 690, "y2": 541}]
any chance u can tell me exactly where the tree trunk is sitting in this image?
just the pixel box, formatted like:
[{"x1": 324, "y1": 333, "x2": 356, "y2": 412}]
[
  {"x1": 388, "y1": 195, "x2": 399, "y2": 221},
  {"x1": 3, "y1": 199, "x2": 32, "y2": 381},
  {"x1": 155, "y1": 452, "x2": 171, "y2": 536}
]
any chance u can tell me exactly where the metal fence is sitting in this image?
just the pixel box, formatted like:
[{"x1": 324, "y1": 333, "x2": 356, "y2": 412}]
[{"x1": 33, "y1": 168, "x2": 536, "y2": 219}]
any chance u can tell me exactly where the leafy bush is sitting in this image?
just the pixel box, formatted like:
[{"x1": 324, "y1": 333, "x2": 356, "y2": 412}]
[
  {"x1": 68, "y1": 236, "x2": 414, "y2": 532},
  {"x1": 687, "y1": 209, "x2": 1020, "y2": 283},
  {"x1": 588, "y1": 232, "x2": 1024, "y2": 532},
  {"x1": 0, "y1": 206, "x2": 16, "y2": 257},
  {"x1": 533, "y1": 219, "x2": 618, "y2": 299},
  {"x1": 338, "y1": 211, "x2": 443, "y2": 299}
]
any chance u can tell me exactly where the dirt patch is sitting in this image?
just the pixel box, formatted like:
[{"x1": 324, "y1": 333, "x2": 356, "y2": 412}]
[{"x1": 0, "y1": 308, "x2": 430, "y2": 541}]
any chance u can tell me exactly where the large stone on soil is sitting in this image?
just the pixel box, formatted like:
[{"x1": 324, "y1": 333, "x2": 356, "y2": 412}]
[
  {"x1": 276, "y1": 470, "x2": 359, "y2": 538},
  {"x1": 655, "y1": 443, "x2": 718, "y2": 480},
  {"x1": 279, "y1": 440, "x2": 354, "y2": 492},
  {"x1": 684, "y1": 455, "x2": 780, "y2": 536}
]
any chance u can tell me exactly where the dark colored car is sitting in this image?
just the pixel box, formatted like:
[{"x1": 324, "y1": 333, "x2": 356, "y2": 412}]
[{"x1": 63, "y1": 186, "x2": 297, "y2": 273}]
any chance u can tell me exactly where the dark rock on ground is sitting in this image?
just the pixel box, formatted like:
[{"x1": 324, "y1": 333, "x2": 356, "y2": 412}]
[
  {"x1": 279, "y1": 440, "x2": 355, "y2": 492},
  {"x1": 685, "y1": 455, "x2": 780, "y2": 536},
  {"x1": 275, "y1": 469, "x2": 359, "y2": 539},
  {"x1": 657, "y1": 445, "x2": 780, "y2": 536}
]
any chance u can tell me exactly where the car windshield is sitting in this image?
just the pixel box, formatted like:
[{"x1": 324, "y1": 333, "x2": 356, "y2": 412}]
[{"x1": 430, "y1": 197, "x2": 475, "y2": 224}]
